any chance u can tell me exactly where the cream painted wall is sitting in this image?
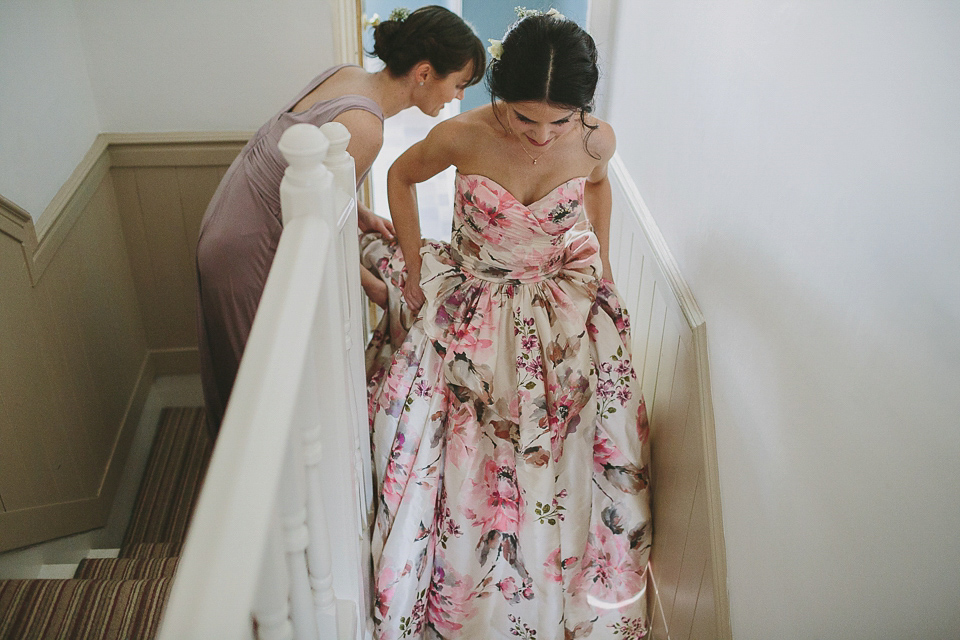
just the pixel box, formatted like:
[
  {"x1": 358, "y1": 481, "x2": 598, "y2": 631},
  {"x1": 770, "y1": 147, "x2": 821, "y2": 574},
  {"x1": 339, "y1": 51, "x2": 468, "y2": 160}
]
[
  {"x1": 1, "y1": 0, "x2": 338, "y2": 220},
  {"x1": 0, "y1": 0, "x2": 102, "y2": 219},
  {"x1": 599, "y1": 2, "x2": 960, "y2": 638},
  {"x1": 74, "y1": 0, "x2": 336, "y2": 132}
]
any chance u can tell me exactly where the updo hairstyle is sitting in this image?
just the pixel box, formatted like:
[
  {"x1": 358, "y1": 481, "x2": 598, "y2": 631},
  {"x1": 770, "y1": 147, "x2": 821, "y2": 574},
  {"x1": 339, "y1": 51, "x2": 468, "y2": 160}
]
[
  {"x1": 371, "y1": 6, "x2": 486, "y2": 87},
  {"x1": 488, "y1": 14, "x2": 600, "y2": 149}
]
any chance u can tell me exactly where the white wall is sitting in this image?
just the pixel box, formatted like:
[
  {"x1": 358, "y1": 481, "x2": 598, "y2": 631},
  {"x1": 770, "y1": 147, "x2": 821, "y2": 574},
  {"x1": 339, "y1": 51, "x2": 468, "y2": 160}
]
[
  {"x1": 1, "y1": 0, "x2": 338, "y2": 221},
  {"x1": 598, "y1": 2, "x2": 960, "y2": 638},
  {"x1": 0, "y1": 0, "x2": 102, "y2": 218}
]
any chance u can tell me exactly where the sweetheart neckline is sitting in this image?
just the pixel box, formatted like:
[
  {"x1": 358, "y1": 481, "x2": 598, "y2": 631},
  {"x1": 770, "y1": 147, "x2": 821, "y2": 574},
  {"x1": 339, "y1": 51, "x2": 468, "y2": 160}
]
[{"x1": 457, "y1": 173, "x2": 586, "y2": 209}]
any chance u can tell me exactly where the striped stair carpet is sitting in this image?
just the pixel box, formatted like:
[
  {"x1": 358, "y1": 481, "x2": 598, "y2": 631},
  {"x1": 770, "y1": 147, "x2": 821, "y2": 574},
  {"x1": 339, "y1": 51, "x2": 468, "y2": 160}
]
[{"x1": 0, "y1": 407, "x2": 211, "y2": 640}]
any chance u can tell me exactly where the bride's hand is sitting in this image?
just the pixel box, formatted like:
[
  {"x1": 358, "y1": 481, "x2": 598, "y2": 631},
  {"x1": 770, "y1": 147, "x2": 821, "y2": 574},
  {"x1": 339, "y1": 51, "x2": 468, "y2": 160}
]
[{"x1": 403, "y1": 273, "x2": 425, "y2": 313}]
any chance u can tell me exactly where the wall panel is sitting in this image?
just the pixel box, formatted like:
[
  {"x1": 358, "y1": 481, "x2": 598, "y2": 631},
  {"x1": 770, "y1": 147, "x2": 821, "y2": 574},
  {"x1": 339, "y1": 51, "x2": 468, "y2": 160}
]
[
  {"x1": 0, "y1": 133, "x2": 244, "y2": 552},
  {"x1": 0, "y1": 157, "x2": 148, "y2": 550},
  {"x1": 608, "y1": 155, "x2": 730, "y2": 639}
]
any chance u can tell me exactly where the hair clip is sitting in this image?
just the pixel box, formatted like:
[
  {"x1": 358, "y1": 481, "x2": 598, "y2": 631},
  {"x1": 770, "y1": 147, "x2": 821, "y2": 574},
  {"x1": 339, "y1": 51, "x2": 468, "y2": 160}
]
[
  {"x1": 487, "y1": 39, "x2": 503, "y2": 61},
  {"x1": 362, "y1": 13, "x2": 381, "y2": 28}
]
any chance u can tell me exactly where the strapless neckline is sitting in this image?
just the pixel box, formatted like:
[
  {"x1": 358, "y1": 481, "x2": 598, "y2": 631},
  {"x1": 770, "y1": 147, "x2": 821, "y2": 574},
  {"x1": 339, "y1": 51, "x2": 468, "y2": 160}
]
[{"x1": 457, "y1": 173, "x2": 586, "y2": 209}]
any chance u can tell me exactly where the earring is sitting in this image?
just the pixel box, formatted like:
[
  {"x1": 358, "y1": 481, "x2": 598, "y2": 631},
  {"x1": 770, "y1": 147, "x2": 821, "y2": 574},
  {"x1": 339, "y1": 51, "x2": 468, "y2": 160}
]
[{"x1": 419, "y1": 81, "x2": 424, "y2": 86}]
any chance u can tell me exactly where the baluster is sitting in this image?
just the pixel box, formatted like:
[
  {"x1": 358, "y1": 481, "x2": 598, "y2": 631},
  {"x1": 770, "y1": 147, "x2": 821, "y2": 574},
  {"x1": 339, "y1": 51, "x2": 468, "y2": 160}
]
[
  {"x1": 252, "y1": 520, "x2": 293, "y2": 640},
  {"x1": 278, "y1": 441, "x2": 321, "y2": 640},
  {"x1": 301, "y1": 358, "x2": 340, "y2": 636},
  {"x1": 320, "y1": 121, "x2": 374, "y2": 532}
]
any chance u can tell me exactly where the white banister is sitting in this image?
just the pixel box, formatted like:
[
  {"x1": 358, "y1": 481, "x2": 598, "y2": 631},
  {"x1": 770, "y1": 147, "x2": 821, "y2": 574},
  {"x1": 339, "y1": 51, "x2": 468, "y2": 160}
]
[{"x1": 157, "y1": 122, "x2": 371, "y2": 639}]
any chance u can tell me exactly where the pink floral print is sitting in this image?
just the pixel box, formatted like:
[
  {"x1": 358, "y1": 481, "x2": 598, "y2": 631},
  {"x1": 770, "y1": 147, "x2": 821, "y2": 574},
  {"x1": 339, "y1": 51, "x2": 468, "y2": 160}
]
[{"x1": 366, "y1": 174, "x2": 651, "y2": 639}]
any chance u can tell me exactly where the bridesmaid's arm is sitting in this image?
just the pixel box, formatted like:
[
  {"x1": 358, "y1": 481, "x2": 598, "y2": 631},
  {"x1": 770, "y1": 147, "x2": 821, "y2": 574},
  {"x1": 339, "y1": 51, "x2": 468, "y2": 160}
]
[
  {"x1": 387, "y1": 120, "x2": 461, "y2": 312},
  {"x1": 333, "y1": 108, "x2": 394, "y2": 238}
]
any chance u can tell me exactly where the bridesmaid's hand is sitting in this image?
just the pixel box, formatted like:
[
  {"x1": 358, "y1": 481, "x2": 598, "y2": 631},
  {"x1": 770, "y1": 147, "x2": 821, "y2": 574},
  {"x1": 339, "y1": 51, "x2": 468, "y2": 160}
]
[
  {"x1": 358, "y1": 207, "x2": 395, "y2": 240},
  {"x1": 363, "y1": 277, "x2": 389, "y2": 310}
]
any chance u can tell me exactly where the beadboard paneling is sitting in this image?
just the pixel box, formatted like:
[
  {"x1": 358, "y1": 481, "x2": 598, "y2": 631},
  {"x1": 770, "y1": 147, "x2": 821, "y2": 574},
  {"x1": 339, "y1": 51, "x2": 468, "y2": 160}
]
[
  {"x1": 608, "y1": 155, "x2": 731, "y2": 640},
  {"x1": 110, "y1": 135, "x2": 246, "y2": 355}
]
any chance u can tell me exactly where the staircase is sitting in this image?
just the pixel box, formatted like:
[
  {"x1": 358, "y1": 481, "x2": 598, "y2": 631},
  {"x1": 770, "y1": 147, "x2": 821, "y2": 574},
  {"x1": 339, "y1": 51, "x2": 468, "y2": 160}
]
[{"x1": 0, "y1": 407, "x2": 212, "y2": 640}]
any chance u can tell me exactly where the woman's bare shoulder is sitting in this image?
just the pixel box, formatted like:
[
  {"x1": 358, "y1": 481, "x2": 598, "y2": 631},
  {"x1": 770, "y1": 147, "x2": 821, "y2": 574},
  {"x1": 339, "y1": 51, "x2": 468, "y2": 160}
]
[
  {"x1": 427, "y1": 106, "x2": 498, "y2": 148},
  {"x1": 583, "y1": 115, "x2": 616, "y2": 163}
]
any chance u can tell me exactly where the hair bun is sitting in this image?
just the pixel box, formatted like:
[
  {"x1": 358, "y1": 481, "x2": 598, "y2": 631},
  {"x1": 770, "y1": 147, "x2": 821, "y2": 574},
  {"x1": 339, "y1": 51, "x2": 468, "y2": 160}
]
[
  {"x1": 366, "y1": 6, "x2": 485, "y2": 87},
  {"x1": 372, "y1": 19, "x2": 405, "y2": 65}
]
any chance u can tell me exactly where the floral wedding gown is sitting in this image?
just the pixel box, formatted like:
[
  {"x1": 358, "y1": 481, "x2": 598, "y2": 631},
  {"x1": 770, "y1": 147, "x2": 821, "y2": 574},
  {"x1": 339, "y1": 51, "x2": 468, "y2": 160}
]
[{"x1": 366, "y1": 173, "x2": 652, "y2": 640}]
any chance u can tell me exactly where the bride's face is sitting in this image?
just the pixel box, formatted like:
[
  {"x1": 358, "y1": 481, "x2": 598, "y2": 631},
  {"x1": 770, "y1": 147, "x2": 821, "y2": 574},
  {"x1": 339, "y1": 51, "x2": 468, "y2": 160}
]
[{"x1": 505, "y1": 101, "x2": 578, "y2": 149}]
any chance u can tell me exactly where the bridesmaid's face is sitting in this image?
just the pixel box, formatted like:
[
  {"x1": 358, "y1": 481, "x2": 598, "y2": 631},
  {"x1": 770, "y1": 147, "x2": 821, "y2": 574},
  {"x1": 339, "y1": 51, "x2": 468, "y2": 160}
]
[
  {"x1": 418, "y1": 63, "x2": 474, "y2": 117},
  {"x1": 505, "y1": 102, "x2": 578, "y2": 149}
]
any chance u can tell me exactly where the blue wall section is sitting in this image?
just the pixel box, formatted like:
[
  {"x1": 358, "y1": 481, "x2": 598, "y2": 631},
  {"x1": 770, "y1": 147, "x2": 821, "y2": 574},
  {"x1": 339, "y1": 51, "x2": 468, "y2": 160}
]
[
  {"x1": 461, "y1": 0, "x2": 588, "y2": 111},
  {"x1": 361, "y1": 1, "x2": 457, "y2": 59}
]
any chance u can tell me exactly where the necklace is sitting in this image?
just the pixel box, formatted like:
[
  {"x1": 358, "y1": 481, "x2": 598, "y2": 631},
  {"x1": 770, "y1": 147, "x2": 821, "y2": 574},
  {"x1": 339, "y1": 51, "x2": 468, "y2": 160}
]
[
  {"x1": 517, "y1": 135, "x2": 548, "y2": 165},
  {"x1": 515, "y1": 126, "x2": 571, "y2": 165}
]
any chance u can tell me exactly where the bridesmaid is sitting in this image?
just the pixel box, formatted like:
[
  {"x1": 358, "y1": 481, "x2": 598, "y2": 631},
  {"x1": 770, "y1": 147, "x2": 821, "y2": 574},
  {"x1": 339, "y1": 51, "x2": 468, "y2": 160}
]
[{"x1": 196, "y1": 6, "x2": 485, "y2": 436}]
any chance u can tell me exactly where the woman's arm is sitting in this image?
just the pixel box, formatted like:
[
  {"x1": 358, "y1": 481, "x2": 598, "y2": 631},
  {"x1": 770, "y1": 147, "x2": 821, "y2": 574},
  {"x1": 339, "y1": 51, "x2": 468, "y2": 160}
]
[
  {"x1": 583, "y1": 121, "x2": 617, "y2": 284},
  {"x1": 584, "y1": 172, "x2": 614, "y2": 284},
  {"x1": 387, "y1": 120, "x2": 463, "y2": 312},
  {"x1": 332, "y1": 109, "x2": 395, "y2": 239}
]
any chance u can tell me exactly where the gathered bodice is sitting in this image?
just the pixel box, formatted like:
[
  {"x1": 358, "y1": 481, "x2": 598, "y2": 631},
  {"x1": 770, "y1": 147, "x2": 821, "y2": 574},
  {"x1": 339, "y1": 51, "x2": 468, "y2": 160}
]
[{"x1": 449, "y1": 173, "x2": 589, "y2": 284}]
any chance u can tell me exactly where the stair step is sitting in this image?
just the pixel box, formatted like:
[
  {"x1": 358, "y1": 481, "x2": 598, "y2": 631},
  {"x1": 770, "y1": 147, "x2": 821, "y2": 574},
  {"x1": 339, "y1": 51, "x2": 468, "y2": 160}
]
[
  {"x1": 121, "y1": 542, "x2": 181, "y2": 559},
  {"x1": 36, "y1": 564, "x2": 78, "y2": 579},
  {"x1": 122, "y1": 407, "x2": 211, "y2": 550},
  {"x1": 74, "y1": 557, "x2": 179, "y2": 580},
  {"x1": 0, "y1": 578, "x2": 170, "y2": 640}
]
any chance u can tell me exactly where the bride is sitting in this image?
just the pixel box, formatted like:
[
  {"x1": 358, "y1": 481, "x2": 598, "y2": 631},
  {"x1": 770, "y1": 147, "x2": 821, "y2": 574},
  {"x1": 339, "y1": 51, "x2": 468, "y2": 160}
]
[{"x1": 368, "y1": 10, "x2": 653, "y2": 639}]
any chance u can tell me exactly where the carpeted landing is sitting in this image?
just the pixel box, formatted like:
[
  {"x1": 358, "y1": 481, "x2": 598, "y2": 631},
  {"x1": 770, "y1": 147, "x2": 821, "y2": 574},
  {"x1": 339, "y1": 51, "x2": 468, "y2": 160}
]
[{"x1": 0, "y1": 407, "x2": 211, "y2": 640}]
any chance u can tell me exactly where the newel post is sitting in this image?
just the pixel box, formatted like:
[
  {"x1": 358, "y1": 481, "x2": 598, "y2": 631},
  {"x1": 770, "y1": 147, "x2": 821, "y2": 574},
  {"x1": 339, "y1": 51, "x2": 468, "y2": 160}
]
[
  {"x1": 278, "y1": 123, "x2": 334, "y2": 226},
  {"x1": 319, "y1": 121, "x2": 356, "y2": 208}
]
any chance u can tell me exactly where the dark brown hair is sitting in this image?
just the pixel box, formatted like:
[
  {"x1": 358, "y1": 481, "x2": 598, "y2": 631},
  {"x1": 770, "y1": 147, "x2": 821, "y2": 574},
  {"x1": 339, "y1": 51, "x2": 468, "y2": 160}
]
[
  {"x1": 487, "y1": 14, "x2": 600, "y2": 153},
  {"x1": 371, "y1": 6, "x2": 486, "y2": 86}
]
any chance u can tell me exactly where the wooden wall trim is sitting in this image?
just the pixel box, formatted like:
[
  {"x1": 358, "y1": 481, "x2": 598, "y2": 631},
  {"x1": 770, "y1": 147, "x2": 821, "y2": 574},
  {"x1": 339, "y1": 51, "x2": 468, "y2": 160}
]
[
  {"x1": 106, "y1": 132, "x2": 250, "y2": 168},
  {"x1": 0, "y1": 194, "x2": 34, "y2": 243},
  {"x1": 332, "y1": 0, "x2": 364, "y2": 65},
  {"x1": 609, "y1": 153, "x2": 732, "y2": 640},
  {"x1": 1, "y1": 133, "x2": 250, "y2": 286}
]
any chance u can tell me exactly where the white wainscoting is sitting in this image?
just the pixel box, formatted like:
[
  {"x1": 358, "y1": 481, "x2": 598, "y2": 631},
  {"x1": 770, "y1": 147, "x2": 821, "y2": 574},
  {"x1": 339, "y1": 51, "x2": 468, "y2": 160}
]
[{"x1": 607, "y1": 155, "x2": 731, "y2": 640}]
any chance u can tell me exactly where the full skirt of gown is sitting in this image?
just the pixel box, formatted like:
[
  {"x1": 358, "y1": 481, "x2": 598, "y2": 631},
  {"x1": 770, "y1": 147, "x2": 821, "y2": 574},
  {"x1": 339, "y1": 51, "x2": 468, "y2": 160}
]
[{"x1": 366, "y1": 174, "x2": 652, "y2": 640}]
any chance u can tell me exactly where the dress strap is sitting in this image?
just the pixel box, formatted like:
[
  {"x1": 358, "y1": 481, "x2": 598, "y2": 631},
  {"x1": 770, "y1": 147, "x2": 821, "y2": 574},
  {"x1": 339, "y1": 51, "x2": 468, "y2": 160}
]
[{"x1": 280, "y1": 63, "x2": 359, "y2": 114}]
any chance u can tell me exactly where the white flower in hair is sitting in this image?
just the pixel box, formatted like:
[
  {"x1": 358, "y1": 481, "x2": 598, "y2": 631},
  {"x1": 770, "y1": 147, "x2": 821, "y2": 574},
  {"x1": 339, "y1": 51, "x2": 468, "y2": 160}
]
[
  {"x1": 514, "y1": 7, "x2": 566, "y2": 20},
  {"x1": 362, "y1": 12, "x2": 381, "y2": 28},
  {"x1": 389, "y1": 7, "x2": 411, "y2": 21},
  {"x1": 487, "y1": 39, "x2": 503, "y2": 61}
]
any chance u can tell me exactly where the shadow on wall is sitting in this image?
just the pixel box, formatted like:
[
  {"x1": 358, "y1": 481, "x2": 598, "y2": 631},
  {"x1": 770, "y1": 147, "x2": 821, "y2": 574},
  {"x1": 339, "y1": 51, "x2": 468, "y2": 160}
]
[{"x1": 696, "y1": 230, "x2": 960, "y2": 636}]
